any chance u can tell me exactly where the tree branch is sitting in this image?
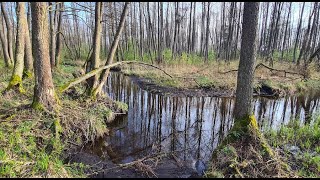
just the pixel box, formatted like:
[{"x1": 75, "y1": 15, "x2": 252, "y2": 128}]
[{"x1": 218, "y1": 63, "x2": 304, "y2": 77}]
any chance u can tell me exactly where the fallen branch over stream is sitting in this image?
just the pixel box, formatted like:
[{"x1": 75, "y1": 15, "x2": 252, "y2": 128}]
[{"x1": 59, "y1": 61, "x2": 172, "y2": 93}]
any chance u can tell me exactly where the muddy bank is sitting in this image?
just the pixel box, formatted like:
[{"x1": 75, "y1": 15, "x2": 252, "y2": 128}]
[{"x1": 68, "y1": 151, "x2": 202, "y2": 178}]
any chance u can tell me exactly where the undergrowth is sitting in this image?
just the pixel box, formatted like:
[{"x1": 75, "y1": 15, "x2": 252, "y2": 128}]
[
  {"x1": 0, "y1": 59, "x2": 127, "y2": 177},
  {"x1": 264, "y1": 118, "x2": 320, "y2": 177}
]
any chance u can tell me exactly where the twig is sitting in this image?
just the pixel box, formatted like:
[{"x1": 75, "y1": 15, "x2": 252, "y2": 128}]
[
  {"x1": 218, "y1": 69, "x2": 238, "y2": 74},
  {"x1": 255, "y1": 63, "x2": 304, "y2": 77}
]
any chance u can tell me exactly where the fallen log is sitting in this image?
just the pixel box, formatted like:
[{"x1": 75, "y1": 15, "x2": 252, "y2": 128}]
[{"x1": 59, "y1": 61, "x2": 172, "y2": 93}]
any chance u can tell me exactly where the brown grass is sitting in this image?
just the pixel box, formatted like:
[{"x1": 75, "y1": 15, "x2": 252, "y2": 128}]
[{"x1": 121, "y1": 59, "x2": 320, "y2": 95}]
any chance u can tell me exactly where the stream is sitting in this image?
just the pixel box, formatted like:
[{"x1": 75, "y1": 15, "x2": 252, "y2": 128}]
[{"x1": 77, "y1": 72, "x2": 320, "y2": 178}]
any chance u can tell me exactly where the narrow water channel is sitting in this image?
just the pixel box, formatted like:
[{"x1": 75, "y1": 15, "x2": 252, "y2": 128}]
[{"x1": 87, "y1": 72, "x2": 320, "y2": 177}]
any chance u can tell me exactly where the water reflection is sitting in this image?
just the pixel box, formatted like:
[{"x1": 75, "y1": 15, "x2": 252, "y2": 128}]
[{"x1": 100, "y1": 72, "x2": 320, "y2": 164}]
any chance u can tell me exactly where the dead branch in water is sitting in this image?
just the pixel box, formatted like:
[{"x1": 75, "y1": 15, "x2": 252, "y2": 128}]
[{"x1": 59, "y1": 61, "x2": 172, "y2": 93}]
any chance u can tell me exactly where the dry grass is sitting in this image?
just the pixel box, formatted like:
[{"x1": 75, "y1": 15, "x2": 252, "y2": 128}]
[{"x1": 121, "y1": 59, "x2": 320, "y2": 95}]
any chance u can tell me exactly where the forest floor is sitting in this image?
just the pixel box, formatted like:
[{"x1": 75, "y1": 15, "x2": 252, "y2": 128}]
[{"x1": 120, "y1": 59, "x2": 320, "y2": 98}]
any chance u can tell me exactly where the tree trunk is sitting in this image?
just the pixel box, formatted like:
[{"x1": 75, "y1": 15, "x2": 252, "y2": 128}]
[
  {"x1": 0, "y1": 15, "x2": 12, "y2": 67},
  {"x1": 55, "y1": 2, "x2": 64, "y2": 67},
  {"x1": 1, "y1": 2, "x2": 14, "y2": 63},
  {"x1": 293, "y1": 2, "x2": 305, "y2": 63},
  {"x1": 234, "y1": 2, "x2": 259, "y2": 121},
  {"x1": 31, "y1": 2, "x2": 56, "y2": 111},
  {"x1": 93, "y1": 2, "x2": 130, "y2": 97},
  {"x1": 86, "y1": 2, "x2": 103, "y2": 96},
  {"x1": 49, "y1": 2, "x2": 56, "y2": 69},
  {"x1": 6, "y1": 2, "x2": 26, "y2": 92},
  {"x1": 281, "y1": 2, "x2": 292, "y2": 61},
  {"x1": 204, "y1": 2, "x2": 210, "y2": 62},
  {"x1": 23, "y1": 5, "x2": 33, "y2": 78}
]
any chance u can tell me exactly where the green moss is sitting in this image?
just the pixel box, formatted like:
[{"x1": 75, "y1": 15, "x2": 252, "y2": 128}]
[
  {"x1": 31, "y1": 100, "x2": 45, "y2": 111},
  {"x1": 115, "y1": 101, "x2": 128, "y2": 112},
  {"x1": 7, "y1": 75, "x2": 22, "y2": 89},
  {"x1": 23, "y1": 70, "x2": 33, "y2": 79},
  {"x1": 4, "y1": 75, "x2": 26, "y2": 94}
]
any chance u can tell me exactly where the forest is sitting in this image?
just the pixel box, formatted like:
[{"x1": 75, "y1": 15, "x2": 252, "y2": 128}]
[{"x1": 0, "y1": 2, "x2": 319, "y2": 178}]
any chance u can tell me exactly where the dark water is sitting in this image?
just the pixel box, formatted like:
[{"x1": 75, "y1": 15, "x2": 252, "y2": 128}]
[{"x1": 92, "y1": 72, "x2": 320, "y2": 170}]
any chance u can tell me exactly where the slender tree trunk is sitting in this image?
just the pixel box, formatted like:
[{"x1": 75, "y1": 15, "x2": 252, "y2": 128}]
[
  {"x1": 86, "y1": 2, "x2": 103, "y2": 95},
  {"x1": 187, "y1": 2, "x2": 192, "y2": 53},
  {"x1": 204, "y1": 2, "x2": 210, "y2": 62},
  {"x1": 293, "y1": 2, "x2": 305, "y2": 63},
  {"x1": 1, "y1": 2, "x2": 14, "y2": 63},
  {"x1": 0, "y1": 16, "x2": 12, "y2": 67},
  {"x1": 93, "y1": 2, "x2": 130, "y2": 97},
  {"x1": 191, "y1": 2, "x2": 196, "y2": 52},
  {"x1": 49, "y1": 2, "x2": 56, "y2": 68},
  {"x1": 281, "y1": 2, "x2": 292, "y2": 61},
  {"x1": 23, "y1": 6, "x2": 33, "y2": 78},
  {"x1": 55, "y1": 2, "x2": 63, "y2": 67},
  {"x1": 6, "y1": 2, "x2": 26, "y2": 92}
]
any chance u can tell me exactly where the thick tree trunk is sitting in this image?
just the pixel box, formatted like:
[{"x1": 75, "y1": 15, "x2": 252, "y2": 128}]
[
  {"x1": 234, "y1": 2, "x2": 259, "y2": 121},
  {"x1": 31, "y1": 2, "x2": 56, "y2": 111}
]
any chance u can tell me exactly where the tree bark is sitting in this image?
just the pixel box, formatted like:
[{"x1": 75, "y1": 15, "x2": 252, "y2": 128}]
[
  {"x1": 55, "y1": 2, "x2": 64, "y2": 67},
  {"x1": 31, "y1": 2, "x2": 56, "y2": 111},
  {"x1": 86, "y1": 2, "x2": 103, "y2": 95},
  {"x1": 1, "y1": 2, "x2": 14, "y2": 63},
  {"x1": 0, "y1": 15, "x2": 12, "y2": 67},
  {"x1": 6, "y1": 2, "x2": 26, "y2": 91},
  {"x1": 49, "y1": 2, "x2": 56, "y2": 69},
  {"x1": 23, "y1": 5, "x2": 33, "y2": 78},
  {"x1": 293, "y1": 2, "x2": 305, "y2": 63},
  {"x1": 234, "y1": 2, "x2": 259, "y2": 120},
  {"x1": 93, "y1": 2, "x2": 130, "y2": 97}
]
